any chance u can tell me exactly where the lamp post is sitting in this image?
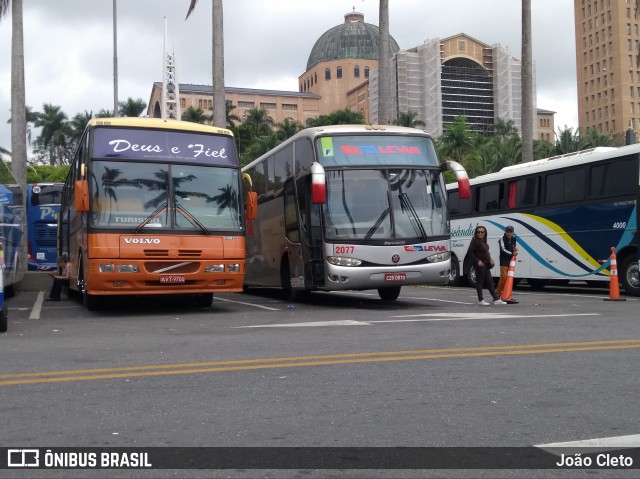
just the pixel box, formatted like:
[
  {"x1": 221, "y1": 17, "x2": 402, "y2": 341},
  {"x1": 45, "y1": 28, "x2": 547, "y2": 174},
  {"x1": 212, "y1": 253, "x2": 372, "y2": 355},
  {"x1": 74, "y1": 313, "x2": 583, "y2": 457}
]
[{"x1": 113, "y1": 0, "x2": 119, "y2": 117}]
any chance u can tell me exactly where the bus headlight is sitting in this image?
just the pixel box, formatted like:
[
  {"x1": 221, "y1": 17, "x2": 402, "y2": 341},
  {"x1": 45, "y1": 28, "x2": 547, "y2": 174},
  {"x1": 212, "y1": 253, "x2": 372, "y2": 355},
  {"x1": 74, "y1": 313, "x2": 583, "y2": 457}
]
[
  {"x1": 327, "y1": 256, "x2": 362, "y2": 267},
  {"x1": 205, "y1": 264, "x2": 225, "y2": 272},
  {"x1": 99, "y1": 264, "x2": 114, "y2": 273},
  {"x1": 425, "y1": 251, "x2": 451, "y2": 263},
  {"x1": 227, "y1": 264, "x2": 241, "y2": 272},
  {"x1": 117, "y1": 264, "x2": 140, "y2": 273}
]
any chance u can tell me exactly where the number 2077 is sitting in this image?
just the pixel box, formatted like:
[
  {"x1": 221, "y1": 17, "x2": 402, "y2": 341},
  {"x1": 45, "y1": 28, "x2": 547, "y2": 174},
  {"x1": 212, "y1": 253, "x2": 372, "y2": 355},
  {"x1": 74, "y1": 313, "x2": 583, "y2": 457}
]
[{"x1": 335, "y1": 245, "x2": 355, "y2": 254}]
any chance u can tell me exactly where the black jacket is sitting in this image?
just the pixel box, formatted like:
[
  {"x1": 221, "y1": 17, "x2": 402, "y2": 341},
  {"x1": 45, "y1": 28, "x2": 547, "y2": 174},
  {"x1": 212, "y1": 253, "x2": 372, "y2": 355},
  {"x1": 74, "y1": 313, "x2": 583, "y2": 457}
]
[{"x1": 498, "y1": 234, "x2": 517, "y2": 267}]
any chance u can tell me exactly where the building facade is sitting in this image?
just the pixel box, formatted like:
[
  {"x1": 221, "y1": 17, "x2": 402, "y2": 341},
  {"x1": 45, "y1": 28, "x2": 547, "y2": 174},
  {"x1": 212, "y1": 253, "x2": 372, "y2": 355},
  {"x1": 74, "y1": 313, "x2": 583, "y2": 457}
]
[
  {"x1": 369, "y1": 33, "x2": 536, "y2": 137},
  {"x1": 574, "y1": 0, "x2": 639, "y2": 139},
  {"x1": 298, "y1": 11, "x2": 399, "y2": 120},
  {"x1": 148, "y1": 83, "x2": 320, "y2": 126}
]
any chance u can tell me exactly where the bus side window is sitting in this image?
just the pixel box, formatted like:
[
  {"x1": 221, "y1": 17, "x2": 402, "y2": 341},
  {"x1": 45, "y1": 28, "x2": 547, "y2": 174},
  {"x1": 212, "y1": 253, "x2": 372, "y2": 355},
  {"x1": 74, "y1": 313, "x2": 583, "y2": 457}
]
[
  {"x1": 508, "y1": 181, "x2": 517, "y2": 209},
  {"x1": 283, "y1": 179, "x2": 299, "y2": 243}
]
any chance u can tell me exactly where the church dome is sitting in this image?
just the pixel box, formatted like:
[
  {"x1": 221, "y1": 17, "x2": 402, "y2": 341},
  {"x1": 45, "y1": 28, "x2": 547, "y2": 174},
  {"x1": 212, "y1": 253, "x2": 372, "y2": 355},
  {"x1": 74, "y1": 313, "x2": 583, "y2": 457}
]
[{"x1": 306, "y1": 12, "x2": 400, "y2": 71}]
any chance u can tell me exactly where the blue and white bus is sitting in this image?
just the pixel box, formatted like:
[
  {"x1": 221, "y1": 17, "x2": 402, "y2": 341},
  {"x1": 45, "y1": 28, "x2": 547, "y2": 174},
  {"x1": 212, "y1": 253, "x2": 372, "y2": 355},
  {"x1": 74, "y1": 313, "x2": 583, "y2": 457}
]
[
  {"x1": 26, "y1": 183, "x2": 63, "y2": 271},
  {"x1": 446, "y1": 145, "x2": 640, "y2": 296},
  {"x1": 0, "y1": 183, "x2": 25, "y2": 297}
]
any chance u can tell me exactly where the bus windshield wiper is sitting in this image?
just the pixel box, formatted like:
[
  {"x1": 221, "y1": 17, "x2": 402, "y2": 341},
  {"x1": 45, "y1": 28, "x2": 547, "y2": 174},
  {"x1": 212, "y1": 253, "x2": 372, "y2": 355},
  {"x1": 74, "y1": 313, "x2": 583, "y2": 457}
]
[
  {"x1": 364, "y1": 190, "x2": 392, "y2": 241},
  {"x1": 134, "y1": 202, "x2": 168, "y2": 233},
  {"x1": 175, "y1": 203, "x2": 211, "y2": 235},
  {"x1": 399, "y1": 192, "x2": 428, "y2": 241}
]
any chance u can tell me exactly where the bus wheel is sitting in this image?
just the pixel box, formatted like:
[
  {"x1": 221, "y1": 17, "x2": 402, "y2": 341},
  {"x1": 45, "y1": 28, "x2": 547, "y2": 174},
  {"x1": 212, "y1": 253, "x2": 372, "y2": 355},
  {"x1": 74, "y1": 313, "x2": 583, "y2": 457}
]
[
  {"x1": 0, "y1": 307, "x2": 7, "y2": 332},
  {"x1": 448, "y1": 257, "x2": 461, "y2": 286},
  {"x1": 619, "y1": 256, "x2": 640, "y2": 297},
  {"x1": 378, "y1": 286, "x2": 401, "y2": 301},
  {"x1": 83, "y1": 293, "x2": 101, "y2": 311},
  {"x1": 195, "y1": 293, "x2": 213, "y2": 307},
  {"x1": 527, "y1": 279, "x2": 547, "y2": 290}
]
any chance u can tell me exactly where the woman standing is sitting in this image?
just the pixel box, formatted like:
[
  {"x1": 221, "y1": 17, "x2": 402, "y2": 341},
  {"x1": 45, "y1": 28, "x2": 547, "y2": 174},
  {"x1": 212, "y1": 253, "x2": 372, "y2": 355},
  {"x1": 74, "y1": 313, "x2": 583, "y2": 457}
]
[{"x1": 467, "y1": 226, "x2": 506, "y2": 306}]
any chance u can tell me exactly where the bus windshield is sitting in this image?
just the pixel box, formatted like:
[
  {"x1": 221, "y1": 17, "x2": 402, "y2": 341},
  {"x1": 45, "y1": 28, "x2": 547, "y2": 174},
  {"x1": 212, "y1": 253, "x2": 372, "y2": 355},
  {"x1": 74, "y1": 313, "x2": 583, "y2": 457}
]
[
  {"x1": 323, "y1": 168, "x2": 447, "y2": 242},
  {"x1": 90, "y1": 161, "x2": 241, "y2": 232},
  {"x1": 316, "y1": 134, "x2": 439, "y2": 167}
]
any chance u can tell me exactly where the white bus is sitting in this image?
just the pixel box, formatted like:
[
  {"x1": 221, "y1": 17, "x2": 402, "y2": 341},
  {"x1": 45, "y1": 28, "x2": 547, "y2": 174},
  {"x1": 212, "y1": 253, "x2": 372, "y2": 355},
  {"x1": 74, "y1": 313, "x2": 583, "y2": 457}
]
[
  {"x1": 241, "y1": 125, "x2": 469, "y2": 301},
  {"x1": 446, "y1": 145, "x2": 640, "y2": 296}
]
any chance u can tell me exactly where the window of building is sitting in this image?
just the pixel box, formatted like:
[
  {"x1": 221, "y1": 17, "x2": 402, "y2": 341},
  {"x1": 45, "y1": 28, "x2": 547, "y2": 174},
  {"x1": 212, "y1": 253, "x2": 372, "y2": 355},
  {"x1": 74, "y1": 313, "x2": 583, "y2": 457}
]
[
  {"x1": 238, "y1": 101, "x2": 255, "y2": 108},
  {"x1": 325, "y1": 68, "x2": 331, "y2": 80},
  {"x1": 354, "y1": 65, "x2": 360, "y2": 78},
  {"x1": 337, "y1": 66, "x2": 342, "y2": 79},
  {"x1": 282, "y1": 104, "x2": 298, "y2": 111},
  {"x1": 365, "y1": 66, "x2": 370, "y2": 79},
  {"x1": 260, "y1": 102, "x2": 276, "y2": 110}
]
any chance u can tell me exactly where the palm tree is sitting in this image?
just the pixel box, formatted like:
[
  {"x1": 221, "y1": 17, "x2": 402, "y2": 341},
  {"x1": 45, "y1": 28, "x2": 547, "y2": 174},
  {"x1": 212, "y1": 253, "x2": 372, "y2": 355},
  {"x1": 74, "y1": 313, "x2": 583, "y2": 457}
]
[
  {"x1": 579, "y1": 127, "x2": 617, "y2": 149},
  {"x1": 393, "y1": 110, "x2": 425, "y2": 128},
  {"x1": 243, "y1": 108, "x2": 273, "y2": 137},
  {"x1": 33, "y1": 104, "x2": 72, "y2": 166},
  {"x1": 521, "y1": 0, "x2": 534, "y2": 162},
  {"x1": 225, "y1": 99, "x2": 241, "y2": 128},
  {"x1": 1, "y1": 0, "x2": 27, "y2": 191},
  {"x1": 276, "y1": 117, "x2": 303, "y2": 141},
  {"x1": 181, "y1": 106, "x2": 210, "y2": 124},
  {"x1": 118, "y1": 97, "x2": 147, "y2": 117},
  {"x1": 186, "y1": 0, "x2": 225, "y2": 128},
  {"x1": 377, "y1": 0, "x2": 391, "y2": 125},
  {"x1": 554, "y1": 126, "x2": 581, "y2": 155},
  {"x1": 438, "y1": 116, "x2": 477, "y2": 165}
]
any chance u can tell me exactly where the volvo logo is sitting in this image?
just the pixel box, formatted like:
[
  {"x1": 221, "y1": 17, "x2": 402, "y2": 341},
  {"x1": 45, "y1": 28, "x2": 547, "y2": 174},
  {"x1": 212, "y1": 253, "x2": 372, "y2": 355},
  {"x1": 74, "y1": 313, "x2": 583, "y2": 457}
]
[
  {"x1": 123, "y1": 238, "x2": 161, "y2": 244},
  {"x1": 392, "y1": 254, "x2": 400, "y2": 264}
]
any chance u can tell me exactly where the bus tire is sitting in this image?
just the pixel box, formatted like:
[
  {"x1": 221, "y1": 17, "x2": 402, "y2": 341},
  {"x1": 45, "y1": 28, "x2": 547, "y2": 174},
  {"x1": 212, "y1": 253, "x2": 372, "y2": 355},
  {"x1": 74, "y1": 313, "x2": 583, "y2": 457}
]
[
  {"x1": 619, "y1": 255, "x2": 640, "y2": 297},
  {"x1": 527, "y1": 278, "x2": 547, "y2": 290},
  {"x1": 448, "y1": 256, "x2": 461, "y2": 286},
  {"x1": 195, "y1": 293, "x2": 213, "y2": 307},
  {"x1": 0, "y1": 307, "x2": 7, "y2": 332},
  {"x1": 83, "y1": 293, "x2": 101, "y2": 311},
  {"x1": 378, "y1": 286, "x2": 401, "y2": 301}
]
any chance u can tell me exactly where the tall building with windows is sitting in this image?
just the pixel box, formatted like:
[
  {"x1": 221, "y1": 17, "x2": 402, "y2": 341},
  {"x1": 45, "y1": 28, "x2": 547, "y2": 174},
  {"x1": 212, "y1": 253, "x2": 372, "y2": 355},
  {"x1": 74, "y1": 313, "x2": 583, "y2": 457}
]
[
  {"x1": 574, "y1": 0, "x2": 640, "y2": 139},
  {"x1": 369, "y1": 33, "x2": 534, "y2": 137}
]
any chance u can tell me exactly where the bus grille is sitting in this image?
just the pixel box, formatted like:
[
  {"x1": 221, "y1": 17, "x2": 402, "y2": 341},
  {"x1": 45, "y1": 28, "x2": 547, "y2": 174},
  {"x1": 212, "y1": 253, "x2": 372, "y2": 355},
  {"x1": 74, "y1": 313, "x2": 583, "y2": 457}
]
[
  {"x1": 144, "y1": 262, "x2": 200, "y2": 274},
  {"x1": 143, "y1": 249, "x2": 203, "y2": 257}
]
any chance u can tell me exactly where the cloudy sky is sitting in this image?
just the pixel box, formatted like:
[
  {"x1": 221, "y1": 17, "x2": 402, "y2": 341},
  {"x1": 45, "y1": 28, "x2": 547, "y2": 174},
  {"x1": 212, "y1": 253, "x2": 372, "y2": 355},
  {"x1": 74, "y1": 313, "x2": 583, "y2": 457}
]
[{"x1": 0, "y1": 0, "x2": 577, "y2": 155}]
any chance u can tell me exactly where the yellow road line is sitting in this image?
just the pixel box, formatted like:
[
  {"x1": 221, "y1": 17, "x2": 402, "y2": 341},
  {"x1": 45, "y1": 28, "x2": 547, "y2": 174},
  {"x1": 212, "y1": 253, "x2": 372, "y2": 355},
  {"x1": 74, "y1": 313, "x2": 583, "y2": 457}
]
[{"x1": 1, "y1": 339, "x2": 640, "y2": 387}]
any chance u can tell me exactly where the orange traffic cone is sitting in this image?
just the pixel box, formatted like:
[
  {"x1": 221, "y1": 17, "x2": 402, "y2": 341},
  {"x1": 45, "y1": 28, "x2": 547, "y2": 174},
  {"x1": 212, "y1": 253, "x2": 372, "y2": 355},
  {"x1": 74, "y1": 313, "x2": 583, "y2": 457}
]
[
  {"x1": 604, "y1": 247, "x2": 626, "y2": 301},
  {"x1": 500, "y1": 255, "x2": 518, "y2": 304}
]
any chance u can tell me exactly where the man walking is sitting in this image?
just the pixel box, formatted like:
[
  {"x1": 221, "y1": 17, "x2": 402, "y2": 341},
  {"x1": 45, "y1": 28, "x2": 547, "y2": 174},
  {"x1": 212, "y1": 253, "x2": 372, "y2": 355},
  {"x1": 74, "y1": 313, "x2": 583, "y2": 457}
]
[{"x1": 496, "y1": 225, "x2": 517, "y2": 298}]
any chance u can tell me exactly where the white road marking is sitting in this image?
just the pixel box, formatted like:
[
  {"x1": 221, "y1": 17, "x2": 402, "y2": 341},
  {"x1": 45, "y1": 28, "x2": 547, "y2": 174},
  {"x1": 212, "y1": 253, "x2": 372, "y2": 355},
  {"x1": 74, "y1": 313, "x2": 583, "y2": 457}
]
[
  {"x1": 536, "y1": 434, "x2": 640, "y2": 452},
  {"x1": 235, "y1": 313, "x2": 602, "y2": 328},
  {"x1": 330, "y1": 290, "x2": 474, "y2": 304},
  {"x1": 388, "y1": 313, "x2": 601, "y2": 320},
  {"x1": 236, "y1": 320, "x2": 372, "y2": 328},
  {"x1": 213, "y1": 296, "x2": 280, "y2": 311},
  {"x1": 29, "y1": 292, "x2": 44, "y2": 320}
]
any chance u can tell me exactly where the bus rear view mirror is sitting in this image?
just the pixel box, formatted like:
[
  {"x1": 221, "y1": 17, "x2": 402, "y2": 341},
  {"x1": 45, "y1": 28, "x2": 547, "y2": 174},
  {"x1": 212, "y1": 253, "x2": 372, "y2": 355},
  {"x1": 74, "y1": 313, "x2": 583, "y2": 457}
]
[
  {"x1": 75, "y1": 179, "x2": 89, "y2": 212},
  {"x1": 443, "y1": 160, "x2": 470, "y2": 199},
  {"x1": 246, "y1": 191, "x2": 258, "y2": 220},
  {"x1": 311, "y1": 162, "x2": 326, "y2": 204}
]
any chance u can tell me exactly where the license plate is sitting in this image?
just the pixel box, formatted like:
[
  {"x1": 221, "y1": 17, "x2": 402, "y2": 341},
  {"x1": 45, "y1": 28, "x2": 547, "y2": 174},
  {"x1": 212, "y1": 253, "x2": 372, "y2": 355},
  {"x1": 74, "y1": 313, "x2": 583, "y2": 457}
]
[
  {"x1": 160, "y1": 275, "x2": 185, "y2": 284},
  {"x1": 385, "y1": 273, "x2": 406, "y2": 282}
]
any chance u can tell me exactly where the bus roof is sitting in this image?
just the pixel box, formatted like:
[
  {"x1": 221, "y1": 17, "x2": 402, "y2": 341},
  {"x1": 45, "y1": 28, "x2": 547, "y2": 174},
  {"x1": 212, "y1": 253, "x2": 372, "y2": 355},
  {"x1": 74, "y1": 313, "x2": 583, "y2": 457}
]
[
  {"x1": 87, "y1": 117, "x2": 233, "y2": 137},
  {"x1": 242, "y1": 124, "x2": 433, "y2": 172},
  {"x1": 447, "y1": 143, "x2": 640, "y2": 189}
]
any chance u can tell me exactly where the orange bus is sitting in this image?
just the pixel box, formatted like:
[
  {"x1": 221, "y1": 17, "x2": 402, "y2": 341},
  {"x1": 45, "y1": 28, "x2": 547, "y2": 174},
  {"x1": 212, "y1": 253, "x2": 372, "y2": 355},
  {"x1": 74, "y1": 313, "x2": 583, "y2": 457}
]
[{"x1": 58, "y1": 118, "x2": 256, "y2": 310}]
